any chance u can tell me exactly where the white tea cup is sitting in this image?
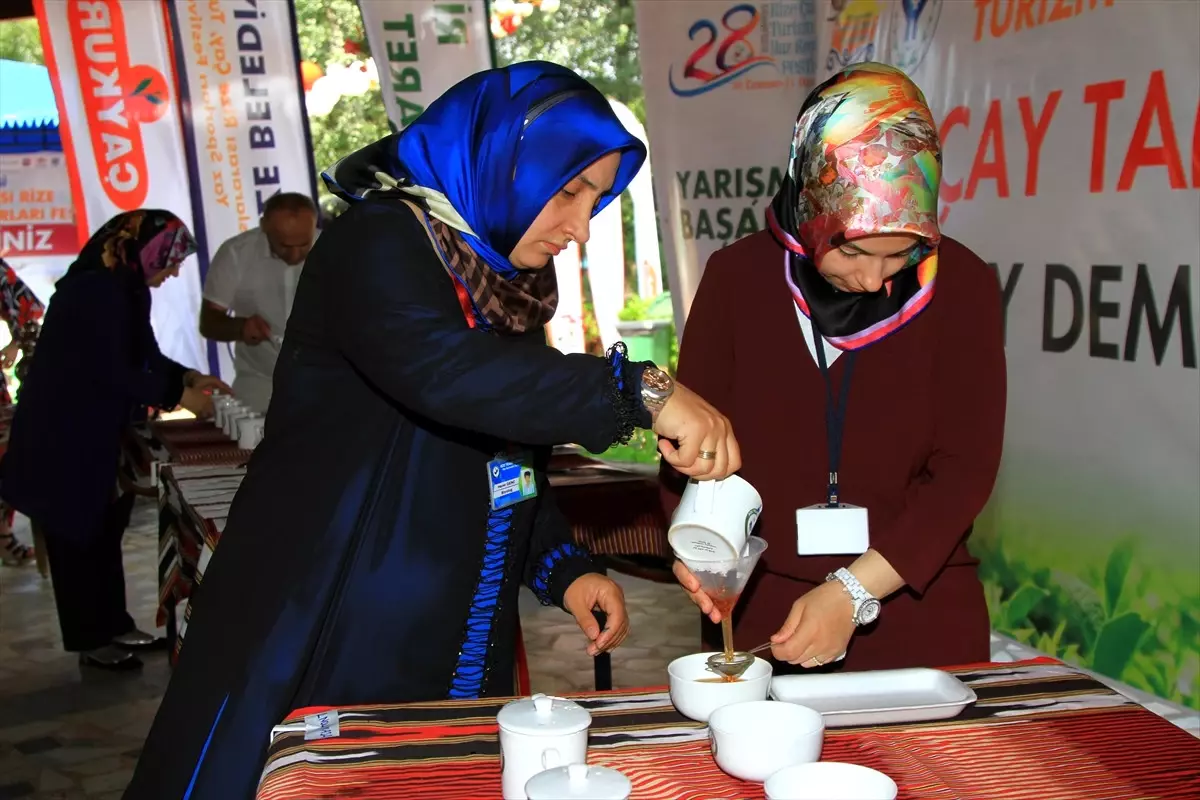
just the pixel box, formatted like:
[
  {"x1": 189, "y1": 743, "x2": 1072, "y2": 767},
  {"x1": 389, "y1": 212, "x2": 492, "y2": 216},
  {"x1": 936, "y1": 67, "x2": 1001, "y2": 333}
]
[
  {"x1": 223, "y1": 404, "x2": 250, "y2": 438},
  {"x1": 669, "y1": 474, "x2": 762, "y2": 561},
  {"x1": 497, "y1": 694, "x2": 590, "y2": 800},
  {"x1": 236, "y1": 415, "x2": 264, "y2": 449},
  {"x1": 765, "y1": 762, "x2": 897, "y2": 799},
  {"x1": 213, "y1": 395, "x2": 237, "y2": 428},
  {"x1": 708, "y1": 700, "x2": 824, "y2": 782}
]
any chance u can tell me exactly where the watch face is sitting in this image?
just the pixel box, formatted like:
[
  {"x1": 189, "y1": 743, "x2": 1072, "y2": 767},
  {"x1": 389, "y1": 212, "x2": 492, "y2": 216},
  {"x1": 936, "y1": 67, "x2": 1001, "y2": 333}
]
[
  {"x1": 857, "y1": 599, "x2": 882, "y2": 625},
  {"x1": 643, "y1": 367, "x2": 672, "y2": 393}
]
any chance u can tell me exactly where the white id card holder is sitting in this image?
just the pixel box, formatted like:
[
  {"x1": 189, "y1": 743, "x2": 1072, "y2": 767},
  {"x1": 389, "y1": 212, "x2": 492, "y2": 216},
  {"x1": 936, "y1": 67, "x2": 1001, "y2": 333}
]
[{"x1": 795, "y1": 503, "x2": 869, "y2": 556}]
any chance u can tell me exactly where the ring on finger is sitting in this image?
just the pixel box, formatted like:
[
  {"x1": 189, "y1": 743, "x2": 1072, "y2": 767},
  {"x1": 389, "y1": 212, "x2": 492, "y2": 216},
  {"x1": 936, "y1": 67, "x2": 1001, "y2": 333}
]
[
  {"x1": 812, "y1": 654, "x2": 824, "y2": 666},
  {"x1": 698, "y1": 450, "x2": 717, "y2": 460}
]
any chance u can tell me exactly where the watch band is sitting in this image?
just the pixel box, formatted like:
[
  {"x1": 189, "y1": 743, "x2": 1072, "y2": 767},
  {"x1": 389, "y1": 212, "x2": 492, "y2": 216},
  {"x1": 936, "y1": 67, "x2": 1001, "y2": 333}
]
[{"x1": 827, "y1": 567, "x2": 881, "y2": 626}]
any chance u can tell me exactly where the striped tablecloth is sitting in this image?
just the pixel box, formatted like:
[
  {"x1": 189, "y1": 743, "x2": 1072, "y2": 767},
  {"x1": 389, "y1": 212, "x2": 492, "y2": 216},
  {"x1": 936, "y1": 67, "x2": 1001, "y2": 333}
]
[
  {"x1": 157, "y1": 463, "x2": 247, "y2": 660},
  {"x1": 256, "y1": 659, "x2": 1200, "y2": 800}
]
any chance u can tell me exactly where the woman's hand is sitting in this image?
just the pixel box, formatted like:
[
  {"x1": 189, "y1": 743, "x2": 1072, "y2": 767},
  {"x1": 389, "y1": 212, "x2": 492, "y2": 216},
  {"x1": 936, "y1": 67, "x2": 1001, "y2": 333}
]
[
  {"x1": 0, "y1": 342, "x2": 19, "y2": 370},
  {"x1": 179, "y1": 386, "x2": 216, "y2": 419},
  {"x1": 563, "y1": 573, "x2": 629, "y2": 657},
  {"x1": 183, "y1": 370, "x2": 233, "y2": 395},
  {"x1": 672, "y1": 560, "x2": 721, "y2": 623},
  {"x1": 654, "y1": 382, "x2": 741, "y2": 480},
  {"x1": 769, "y1": 582, "x2": 856, "y2": 667}
]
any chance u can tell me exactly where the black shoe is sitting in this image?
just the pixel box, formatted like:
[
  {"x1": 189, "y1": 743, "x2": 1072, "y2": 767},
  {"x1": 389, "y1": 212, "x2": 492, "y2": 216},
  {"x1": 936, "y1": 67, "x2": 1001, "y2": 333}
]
[{"x1": 79, "y1": 644, "x2": 144, "y2": 671}]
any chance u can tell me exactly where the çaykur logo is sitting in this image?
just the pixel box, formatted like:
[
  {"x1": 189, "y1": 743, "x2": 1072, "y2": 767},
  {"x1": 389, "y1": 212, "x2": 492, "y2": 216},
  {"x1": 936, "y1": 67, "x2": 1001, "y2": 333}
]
[
  {"x1": 889, "y1": 0, "x2": 942, "y2": 74},
  {"x1": 68, "y1": 0, "x2": 174, "y2": 212}
]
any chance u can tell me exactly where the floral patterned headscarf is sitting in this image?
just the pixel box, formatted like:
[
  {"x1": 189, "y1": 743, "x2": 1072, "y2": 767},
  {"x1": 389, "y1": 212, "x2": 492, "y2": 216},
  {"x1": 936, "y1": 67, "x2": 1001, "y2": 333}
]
[
  {"x1": 68, "y1": 210, "x2": 197, "y2": 283},
  {"x1": 767, "y1": 62, "x2": 941, "y2": 350}
]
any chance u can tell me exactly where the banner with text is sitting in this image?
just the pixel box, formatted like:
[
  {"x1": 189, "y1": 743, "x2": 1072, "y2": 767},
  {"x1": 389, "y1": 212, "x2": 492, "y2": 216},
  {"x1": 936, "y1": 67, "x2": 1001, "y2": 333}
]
[
  {"x1": 0, "y1": 151, "x2": 77, "y2": 304},
  {"x1": 844, "y1": 0, "x2": 1199, "y2": 709},
  {"x1": 357, "y1": 0, "x2": 493, "y2": 132},
  {"x1": 634, "y1": 0, "x2": 820, "y2": 327},
  {"x1": 35, "y1": 0, "x2": 207, "y2": 370},
  {"x1": 168, "y1": 0, "x2": 317, "y2": 380}
]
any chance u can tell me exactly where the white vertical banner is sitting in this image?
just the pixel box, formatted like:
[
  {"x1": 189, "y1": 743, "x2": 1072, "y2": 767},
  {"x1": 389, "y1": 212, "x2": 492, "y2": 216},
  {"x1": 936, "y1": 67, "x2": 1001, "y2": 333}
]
[
  {"x1": 34, "y1": 0, "x2": 207, "y2": 370},
  {"x1": 166, "y1": 0, "x2": 317, "y2": 381},
  {"x1": 357, "y1": 0, "x2": 493, "y2": 131},
  {"x1": 634, "y1": 0, "x2": 820, "y2": 333},
  {"x1": 584, "y1": 196, "x2": 625, "y2": 351},
  {"x1": 607, "y1": 99, "x2": 662, "y2": 299},
  {"x1": 544, "y1": 241, "x2": 585, "y2": 355}
]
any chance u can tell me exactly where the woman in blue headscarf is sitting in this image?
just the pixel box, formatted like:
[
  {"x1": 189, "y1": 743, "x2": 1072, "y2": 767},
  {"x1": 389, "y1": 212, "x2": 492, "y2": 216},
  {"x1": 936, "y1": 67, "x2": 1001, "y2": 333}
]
[{"x1": 124, "y1": 62, "x2": 740, "y2": 799}]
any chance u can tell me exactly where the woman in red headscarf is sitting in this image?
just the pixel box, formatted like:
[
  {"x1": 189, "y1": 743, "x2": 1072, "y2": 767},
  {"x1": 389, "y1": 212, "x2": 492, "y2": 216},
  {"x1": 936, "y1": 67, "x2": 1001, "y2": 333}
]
[
  {"x1": 0, "y1": 210, "x2": 229, "y2": 669},
  {"x1": 665, "y1": 63, "x2": 1007, "y2": 673}
]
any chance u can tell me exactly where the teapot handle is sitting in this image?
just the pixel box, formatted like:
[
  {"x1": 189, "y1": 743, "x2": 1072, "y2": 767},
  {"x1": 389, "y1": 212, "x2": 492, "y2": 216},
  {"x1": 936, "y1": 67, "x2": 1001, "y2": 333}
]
[{"x1": 541, "y1": 747, "x2": 561, "y2": 770}]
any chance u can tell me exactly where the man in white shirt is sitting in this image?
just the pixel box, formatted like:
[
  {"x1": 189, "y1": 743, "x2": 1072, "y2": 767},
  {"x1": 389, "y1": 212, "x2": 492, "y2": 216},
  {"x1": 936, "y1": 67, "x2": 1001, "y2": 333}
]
[{"x1": 200, "y1": 193, "x2": 318, "y2": 413}]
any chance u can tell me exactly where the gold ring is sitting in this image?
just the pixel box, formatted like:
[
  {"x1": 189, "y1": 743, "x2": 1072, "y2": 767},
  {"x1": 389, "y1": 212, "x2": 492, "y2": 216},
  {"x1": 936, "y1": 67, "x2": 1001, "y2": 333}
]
[
  {"x1": 812, "y1": 655, "x2": 824, "y2": 666},
  {"x1": 698, "y1": 450, "x2": 717, "y2": 460}
]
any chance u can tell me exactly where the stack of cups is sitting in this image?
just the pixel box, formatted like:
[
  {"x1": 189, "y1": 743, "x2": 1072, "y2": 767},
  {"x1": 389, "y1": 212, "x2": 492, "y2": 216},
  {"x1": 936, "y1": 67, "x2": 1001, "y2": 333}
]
[{"x1": 213, "y1": 393, "x2": 238, "y2": 430}]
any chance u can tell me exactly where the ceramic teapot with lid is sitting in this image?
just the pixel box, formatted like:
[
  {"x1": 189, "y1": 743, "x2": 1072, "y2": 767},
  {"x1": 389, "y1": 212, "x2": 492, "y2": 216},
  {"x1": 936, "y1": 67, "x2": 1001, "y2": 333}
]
[{"x1": 497, "y1": 693, "x2": 591, "y2": 799}]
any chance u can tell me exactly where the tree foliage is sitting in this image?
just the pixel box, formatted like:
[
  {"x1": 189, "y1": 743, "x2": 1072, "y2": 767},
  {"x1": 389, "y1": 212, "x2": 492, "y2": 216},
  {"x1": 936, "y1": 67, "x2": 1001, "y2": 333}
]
[
  {"x1": 494, "y1": 0, "x2": 644, "y2": 123},
  {"x1": 0, "y1": 17, "x2": 45, "y2": 64},
  {"x1": 293, "y1": 0, "x2": 390, "y2": 203}
]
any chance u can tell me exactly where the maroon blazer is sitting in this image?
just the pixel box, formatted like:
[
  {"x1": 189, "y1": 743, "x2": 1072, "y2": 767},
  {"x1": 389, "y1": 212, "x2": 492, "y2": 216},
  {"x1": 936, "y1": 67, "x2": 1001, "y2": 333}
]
[{"x1": 662, "y1": 231, "x2": 1007, "y2": 671}]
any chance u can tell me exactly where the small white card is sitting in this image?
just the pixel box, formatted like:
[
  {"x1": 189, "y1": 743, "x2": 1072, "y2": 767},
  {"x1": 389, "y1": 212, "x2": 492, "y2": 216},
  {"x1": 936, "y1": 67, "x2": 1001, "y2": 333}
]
[
  {"x1": 304, "y1": 710, "x2": 341, "y2": 741},
  {"x1": 796, "y1": 503, "x2": 869, "y2": 555}
]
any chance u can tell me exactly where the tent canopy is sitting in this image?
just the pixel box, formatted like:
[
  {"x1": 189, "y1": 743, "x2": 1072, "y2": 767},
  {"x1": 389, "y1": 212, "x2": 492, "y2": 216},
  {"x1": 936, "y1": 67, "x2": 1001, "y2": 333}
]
[{"x1": 0, "y1": 58, "x2": 60, "y2": 153}]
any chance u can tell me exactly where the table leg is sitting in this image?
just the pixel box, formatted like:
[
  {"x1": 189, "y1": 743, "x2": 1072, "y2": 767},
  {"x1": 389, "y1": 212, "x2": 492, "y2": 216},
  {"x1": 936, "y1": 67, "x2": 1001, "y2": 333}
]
[{"x1": 592, "y1": 609, "x2": 612, "y2": 691}]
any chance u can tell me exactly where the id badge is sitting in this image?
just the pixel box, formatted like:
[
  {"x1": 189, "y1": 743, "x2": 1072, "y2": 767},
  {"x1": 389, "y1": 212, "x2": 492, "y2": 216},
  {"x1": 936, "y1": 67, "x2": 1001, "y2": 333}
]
[
  {"x1": 795, "y1": 503, "x2": 869, "y2": 556},
  {"x1": 488, "y1": 451, "x2": 539, "y2": 511}
]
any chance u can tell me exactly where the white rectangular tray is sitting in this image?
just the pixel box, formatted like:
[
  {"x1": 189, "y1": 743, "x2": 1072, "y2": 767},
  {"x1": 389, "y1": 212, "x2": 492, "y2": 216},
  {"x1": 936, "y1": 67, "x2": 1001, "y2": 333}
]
[{"x1": 769, "y1": 667, "x2": 977, "y2": 727}]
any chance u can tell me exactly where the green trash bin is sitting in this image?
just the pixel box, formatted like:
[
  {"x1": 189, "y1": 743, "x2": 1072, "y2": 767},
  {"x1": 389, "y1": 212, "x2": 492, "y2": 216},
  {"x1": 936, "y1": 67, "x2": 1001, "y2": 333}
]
[{"x1": 616, "y1": 318, "x2": 673, "y2": 367}]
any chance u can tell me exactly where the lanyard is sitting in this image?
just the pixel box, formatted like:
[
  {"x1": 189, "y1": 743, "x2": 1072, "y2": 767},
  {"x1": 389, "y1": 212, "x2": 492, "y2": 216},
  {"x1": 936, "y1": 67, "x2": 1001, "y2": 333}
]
[{"x1": 813, "y1": 335, "x2": 857, "y2": 507}]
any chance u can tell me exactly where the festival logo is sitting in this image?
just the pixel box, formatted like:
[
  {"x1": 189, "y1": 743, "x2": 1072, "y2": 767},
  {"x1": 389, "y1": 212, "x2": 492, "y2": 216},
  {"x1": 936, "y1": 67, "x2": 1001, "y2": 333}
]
[
  {"x1": 826, "y1": 0, "x2": 883, "y2": 73},
  {"x1": 889, "y1": 0, "x2": 942, "y2": 74},
  {"x1": 66, "y1": 0, "x2": 174, "y2": 211},
  {"x1": 668, "y1": 3, "x2": 777, "y2": 97}
]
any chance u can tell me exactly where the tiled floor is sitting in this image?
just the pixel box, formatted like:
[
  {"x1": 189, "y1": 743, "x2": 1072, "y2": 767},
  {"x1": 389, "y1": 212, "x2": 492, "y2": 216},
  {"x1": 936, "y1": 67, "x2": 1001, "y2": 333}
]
[
  {"x1": 0, "y1": 498, "x2": 699, "y2": 797},
  {"x1": 3, "y1": 498, "x2": 1195, "y2": 797}
]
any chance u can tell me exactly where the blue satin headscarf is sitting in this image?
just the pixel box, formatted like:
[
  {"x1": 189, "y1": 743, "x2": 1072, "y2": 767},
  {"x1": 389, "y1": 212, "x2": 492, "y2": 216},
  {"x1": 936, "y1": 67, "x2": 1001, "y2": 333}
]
[{"x1": 323, "y1": 61, "x2": 647, "y2": 279}]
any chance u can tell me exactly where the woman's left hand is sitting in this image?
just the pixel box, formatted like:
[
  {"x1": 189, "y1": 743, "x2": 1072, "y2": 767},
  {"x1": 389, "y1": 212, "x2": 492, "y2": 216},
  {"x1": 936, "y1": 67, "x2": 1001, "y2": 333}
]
[
  {"x1": 769, "y1": 581, "x2": 856, "y2": 667},
  {"x1": 184, "y1": 370, "x2": 233, "y2": 395},
  {"x1": 0, "y1": 342, "x2": 19, "y2": 370},
  {"x1": 563, "y1": 574, "x2": 629, "y2": 657}
]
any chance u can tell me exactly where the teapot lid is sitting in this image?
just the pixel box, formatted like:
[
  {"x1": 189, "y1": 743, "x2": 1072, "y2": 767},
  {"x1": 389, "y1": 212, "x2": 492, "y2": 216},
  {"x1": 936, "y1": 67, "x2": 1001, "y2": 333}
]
[
  {"x1": 497, "y1": 694, "x2": 591, "y2": 736},
  {"x1": 525, "y1": 763, "x2": 632, "y2": 800}
]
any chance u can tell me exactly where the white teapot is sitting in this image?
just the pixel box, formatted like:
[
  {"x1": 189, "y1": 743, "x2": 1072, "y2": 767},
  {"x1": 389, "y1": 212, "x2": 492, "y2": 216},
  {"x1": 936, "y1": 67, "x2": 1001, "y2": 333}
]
[{"x1": 497, "y1": 693, "x2": 591, "y2": 800}]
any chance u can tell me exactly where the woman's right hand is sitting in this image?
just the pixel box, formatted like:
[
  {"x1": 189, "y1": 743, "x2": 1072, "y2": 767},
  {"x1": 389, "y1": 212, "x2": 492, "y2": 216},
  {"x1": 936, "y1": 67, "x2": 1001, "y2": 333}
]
[
  {"x1": 179, "y1": 386, "x2": 215, "y2": 419},
  {"x1": 653, "y1": 382, "x2": 741, "y2": 480}
]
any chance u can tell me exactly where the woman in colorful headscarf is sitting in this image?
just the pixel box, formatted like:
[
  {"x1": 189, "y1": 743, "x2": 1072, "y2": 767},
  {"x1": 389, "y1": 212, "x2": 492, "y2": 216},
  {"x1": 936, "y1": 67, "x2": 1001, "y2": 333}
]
[
  {"x1": 0, "y1": 256, "x2": 45, "y2": 566},
  {"x1": 125, "y1": 62, "x2": 738, "y2": 800},
  {"x1": 666, "y1": 63, "x2": 1006, "y2": 672},
  {"x1": 0, "y1": 210, "x2": 229, "y2": 668}
]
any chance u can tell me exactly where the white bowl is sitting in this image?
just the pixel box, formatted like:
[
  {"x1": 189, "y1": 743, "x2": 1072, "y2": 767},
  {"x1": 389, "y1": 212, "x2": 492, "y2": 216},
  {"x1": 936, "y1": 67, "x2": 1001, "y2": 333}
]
[
  {"x1": 765, "y1": 761, "x2": 898, "y2": 799},
  {"x1": 708, "y1": 700, "x2": 824, "y2": 782},
  {"x1": 667, "y1": 652, "x2": 772, "y2": 722}
]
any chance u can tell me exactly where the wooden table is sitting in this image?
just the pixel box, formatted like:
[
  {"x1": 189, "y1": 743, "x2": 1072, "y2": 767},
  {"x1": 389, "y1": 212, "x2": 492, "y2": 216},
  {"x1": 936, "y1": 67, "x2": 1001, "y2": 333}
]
[{"x1": 255, "y1": 658, "x2": 1200, "y2": 799}]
